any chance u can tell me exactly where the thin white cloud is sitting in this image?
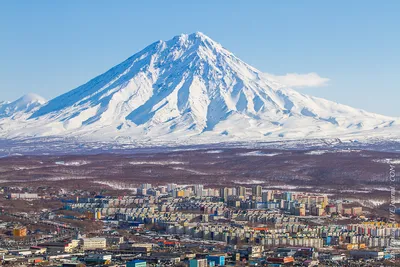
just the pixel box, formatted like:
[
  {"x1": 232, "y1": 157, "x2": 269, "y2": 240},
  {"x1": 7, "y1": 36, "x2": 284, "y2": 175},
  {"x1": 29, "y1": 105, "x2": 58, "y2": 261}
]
[{"x1": 264, "y1": 72, "x2": 330, "y2": 88}]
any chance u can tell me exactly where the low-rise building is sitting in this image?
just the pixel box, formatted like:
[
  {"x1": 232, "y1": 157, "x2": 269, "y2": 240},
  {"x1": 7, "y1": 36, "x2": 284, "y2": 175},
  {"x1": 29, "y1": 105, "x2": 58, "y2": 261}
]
[
  {"x1": 127, "y1": 259, "x2": 147, "y2": 267},
  {"x1": 206, "y1": 255, "x2": 225, "y2": 266},
  {"x1": 120, "y1": 243, "x2": 153, "y2": 253},
  {"x1": 13, "y1": 226, "x2": 27, "y2": 237},
  {"x1": 9, "y1": 193, "x2": 39, "y2": 200},
  {"x1": 81, "y1": 237, "x2": 107, "y2": 250},
  {"x1": 39, "y1": 240, "x2": 78, "y2": 253},
  {"x1": 350, "y1": 250, "x2": 385, "y2": 260},
  {"x1": 189, "y1": 258, "x2": 207, "y2": 267}
]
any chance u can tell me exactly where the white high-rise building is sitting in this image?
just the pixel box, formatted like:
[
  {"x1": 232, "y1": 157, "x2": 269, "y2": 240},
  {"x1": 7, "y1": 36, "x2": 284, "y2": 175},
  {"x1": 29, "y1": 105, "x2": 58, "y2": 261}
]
[
  {"x1": 138, "y1": 188, "x2": 147, "y2": 195},
  {"x1": 141, "y1": 183, "x2": 152, "y2": 190},
  {"x1": 167, "y1": 183, "x2": 177, "y2": 192},
  {"x1": 252, "y1": 185, "x2": 262, "y2": 197},
  {"x1": 236, "y1": 186, "x2": 246, "y2": 197},
  {"x1": 194, "y1": 184, "x2": 204, "y2": 197},
  {"x1": 262, "y1": 191, "x2": 272, "y2": 202}
]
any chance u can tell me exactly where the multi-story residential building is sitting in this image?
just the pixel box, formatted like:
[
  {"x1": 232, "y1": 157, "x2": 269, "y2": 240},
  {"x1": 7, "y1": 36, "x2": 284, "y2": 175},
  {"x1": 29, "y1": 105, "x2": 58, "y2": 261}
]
[
  {"x1": 9, "y1": 193, "x2": 39, "y2": 200},
  {"x1": 236, "y1": 186, "x2": 246, "y2": 197},
  {"x1": 262, "y1": 191, "x2": 272, "y2": 202},
  {"x1": 141, "y1": 184, "x2": 152, "y2": 190},
  {"x1": 194, "y1": 184, "x2": 204, "y2": 197},
  {"x1": 252, "y1": 186, "x2": 262, "y2": 198},
  {"x1": 167, "y1": 183, "x2": 177, "y2": 192}
]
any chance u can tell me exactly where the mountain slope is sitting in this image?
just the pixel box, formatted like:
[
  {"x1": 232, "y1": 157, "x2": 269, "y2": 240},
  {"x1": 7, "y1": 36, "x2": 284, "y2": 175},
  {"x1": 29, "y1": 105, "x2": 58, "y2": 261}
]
[
  {"x1": 0, "y1": 93, "x2": 46, "y2": 119},
  {"x1": 1, "y1": 32, "x2": 399, "y2": 144}
]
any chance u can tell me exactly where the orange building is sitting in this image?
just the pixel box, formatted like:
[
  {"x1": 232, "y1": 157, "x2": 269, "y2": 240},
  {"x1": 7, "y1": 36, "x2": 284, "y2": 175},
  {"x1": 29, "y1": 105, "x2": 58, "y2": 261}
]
[
  {"x1": 352, "y1": 207, "x2": 363, "y2": 216},
  {"x1": 341, "y1": 243, "x2": 358, "y2": 250},
  {"x1": 267, "y1": 256, "x2": 294, "y2": 264},
  {"x1": 253, "y1": 227, "x2": 269, "y2": 232},
  {"x1": 13, "y1": 226, "x2": 27, "y2": 237},
  {"x1": 86, "y1": 211, "x2": 95, "y2": 220}
]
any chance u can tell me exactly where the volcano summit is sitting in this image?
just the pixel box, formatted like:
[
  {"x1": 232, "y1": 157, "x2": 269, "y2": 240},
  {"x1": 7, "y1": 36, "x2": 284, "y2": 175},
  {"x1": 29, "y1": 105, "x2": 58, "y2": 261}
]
[{"x1": 0, "y1": 32, "x2": 398, "y2": 145}]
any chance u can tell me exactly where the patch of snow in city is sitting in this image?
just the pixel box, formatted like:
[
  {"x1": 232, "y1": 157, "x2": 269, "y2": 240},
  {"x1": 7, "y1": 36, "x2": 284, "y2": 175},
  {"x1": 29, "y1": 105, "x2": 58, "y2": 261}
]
[
  {"x1": 358, "y1": 199, "x2": 388, "y2": 209},
  {"x1": 304, "y1": 150, "x2": 329, "y2": 155},
  {"x1": 267, "y1": 185, "x2": 313, "y2": 190},
  {"x1": 237, "y1": 151, "x2": 281, "y2": 157},
  {"x1": 391, "y1": 239, "x2": 400, "y2": 247},
  {"x1": 364, "y1": 187, "x2": 391, "y2": 192},
  {"x1": 234, "y1": 179, "x2": 265, "y2": 185},
  {"x1": 12, "y1": 166, "x2": 47, "y2": 171},
  {"x1": 93, "y1": 181, "x2": 136, "y2": 191},
  {"x1": 372, "y1": 158, "x2": 400, "y2": 164},
  {"x1": 12, "y1": 166, "x2": 35, "y2": 170},
  {"x1": 171, "y1": 167, "x2": 208, "y2": 175},
  {"x1": 129, "y1": 161, "x2": 186, "y2": 165},
  {"x1": 39, "y1": 176, "x2": 91, "y2": 181},
  {"x1": 59, "y1": 188, "x2": 67, "y2": 194},
  {"x1": 304, "y1": 149, "x2": 362, "y2": 156},
  {"x1": 369, "y1": 199, "x2": 386, "y2": 206},
  {"x1": 339, "y1": 189, "x2": 371, "y2": 193},
  {"x1": 55, "y1": 160, "x2": 89, "y2": 166}
]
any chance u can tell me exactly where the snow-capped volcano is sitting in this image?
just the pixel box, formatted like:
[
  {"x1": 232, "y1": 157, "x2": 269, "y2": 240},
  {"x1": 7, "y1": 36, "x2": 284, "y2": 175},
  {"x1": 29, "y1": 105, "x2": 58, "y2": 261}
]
[{"x1": 1, "y1": 32, "x2": 399, "y2": 144}]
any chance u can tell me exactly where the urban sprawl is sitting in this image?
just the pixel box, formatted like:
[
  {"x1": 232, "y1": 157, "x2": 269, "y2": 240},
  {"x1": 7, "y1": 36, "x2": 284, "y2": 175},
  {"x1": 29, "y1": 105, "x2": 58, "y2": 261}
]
[{"x1": 0, "y1": 183, "x2": 399, "y2": 266}]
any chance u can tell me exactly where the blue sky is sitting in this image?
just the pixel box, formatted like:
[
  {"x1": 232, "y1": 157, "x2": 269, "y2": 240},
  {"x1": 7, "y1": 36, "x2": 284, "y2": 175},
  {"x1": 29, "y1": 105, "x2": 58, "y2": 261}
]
[{"x1": 1, "y1": 1, "x2": 399, "y2": 116}]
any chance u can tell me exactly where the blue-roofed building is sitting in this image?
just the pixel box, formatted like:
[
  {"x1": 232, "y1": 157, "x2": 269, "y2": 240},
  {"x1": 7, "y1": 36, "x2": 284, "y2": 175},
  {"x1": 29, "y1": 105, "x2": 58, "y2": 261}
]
[
  {"x1": 283, "y1": 192, "x2": 292, "y2": 201},
  {"x1": 206, "y1": 255, "x2": 225, "y2": 266},
  {"x1": 189, "y1": 258, "x2": 207, "y2": 267},
  {"x1": 126, "y1": 259, "x2": 146, "y2": 267}
]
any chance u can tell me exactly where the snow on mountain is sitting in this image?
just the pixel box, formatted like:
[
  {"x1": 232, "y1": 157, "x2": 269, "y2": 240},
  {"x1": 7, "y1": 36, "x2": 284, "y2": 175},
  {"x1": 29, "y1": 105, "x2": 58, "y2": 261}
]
[
  {"x1": 1, "y1": 32, "x2": 399, "y2": 144},
  {"x1": 0, "y1": 93, "x2": 47, "y2": 135},
  {"x1": 0, "y1": 93, "x2": 46, "y2": 119}
]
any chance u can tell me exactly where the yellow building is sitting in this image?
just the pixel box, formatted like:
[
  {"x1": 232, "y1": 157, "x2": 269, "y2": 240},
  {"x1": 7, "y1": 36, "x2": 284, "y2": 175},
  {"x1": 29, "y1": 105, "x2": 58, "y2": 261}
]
[
  {"x1": 299, "y1": 207, "x2": 306, "y2": 216},
  {"x1": 341, "y1": 243, "x2": 358, "y2": 250}
]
